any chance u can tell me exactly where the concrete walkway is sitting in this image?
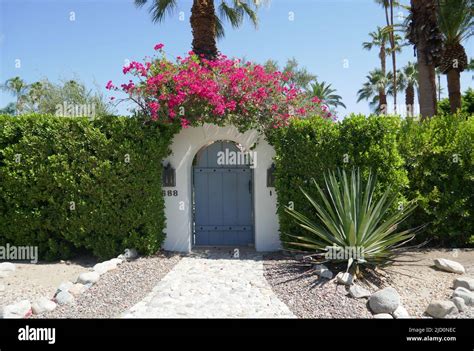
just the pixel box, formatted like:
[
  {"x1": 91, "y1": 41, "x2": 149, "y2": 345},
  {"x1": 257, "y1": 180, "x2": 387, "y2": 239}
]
[{"x1": 122, "y1": 249, "x2": 295, "y2": 318}]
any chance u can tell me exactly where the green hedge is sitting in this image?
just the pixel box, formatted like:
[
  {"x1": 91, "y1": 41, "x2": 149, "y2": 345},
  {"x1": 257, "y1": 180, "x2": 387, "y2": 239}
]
[
  {"x1": 267, "y1": 114, "x2": 409, "y2": 245},
  {"x1": 398, "y1": 114, "x2": 473, "y2": 246},
  {"x1": 0, "y1": 115, "x2": 176, "y2": 260},
  {"x1": 268, "y1": 113, "x2": 473, "y2": 247}
]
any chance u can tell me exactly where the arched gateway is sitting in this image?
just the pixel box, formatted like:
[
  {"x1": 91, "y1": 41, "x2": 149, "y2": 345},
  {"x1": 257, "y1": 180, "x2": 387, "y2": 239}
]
[
  {"x1": 193, "y1": 140, "x2": 253, "y2": 246},
  {"x1": 162, "y1": 124, "x2": 281, "y2": 252}
]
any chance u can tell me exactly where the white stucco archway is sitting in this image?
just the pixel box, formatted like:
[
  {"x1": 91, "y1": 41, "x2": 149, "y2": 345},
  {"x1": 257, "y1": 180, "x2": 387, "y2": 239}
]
[{"x1": 162, "y1": 123, "x2": 281, "y2": 253}]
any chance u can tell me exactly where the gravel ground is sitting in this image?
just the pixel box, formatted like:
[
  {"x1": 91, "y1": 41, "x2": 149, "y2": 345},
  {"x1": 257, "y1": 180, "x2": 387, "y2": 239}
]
[
  {"x1": 0, "y1": 258, "x2": 96, "y2": 309},
  {"x1": 376, "y1": 248, "x2": 474, "y2": 318},
  {"x1": 263, "y1": 249, "x2": 474, "y2": 319},
  {"x1": 37, "y1": 251, "x2": 181, "y2": 318},
  {"x1": 263, "y1": 254, "x2": 372, "y2": 318}
]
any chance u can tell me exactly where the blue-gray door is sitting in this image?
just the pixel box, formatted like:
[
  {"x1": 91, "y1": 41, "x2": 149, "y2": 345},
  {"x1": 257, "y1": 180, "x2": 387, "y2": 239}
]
[{"x1": 193, "y1": 141, "x2": 253, "y2": 246}]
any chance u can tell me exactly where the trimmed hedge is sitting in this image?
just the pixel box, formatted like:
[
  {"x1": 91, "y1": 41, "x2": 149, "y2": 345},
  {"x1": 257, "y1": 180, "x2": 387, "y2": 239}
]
[
  {"x1": 267, "y1": 114, "x2": 409, "y2": 245},
  {"x1": 399, "y1": 114, "x2": 474, "y2": 246},
  {"x1": 268, "y1": 113, "x2": 473, "y2": 247},
  {"x1": 0, "y1": 115, "x2": 176, "y2": 260}
]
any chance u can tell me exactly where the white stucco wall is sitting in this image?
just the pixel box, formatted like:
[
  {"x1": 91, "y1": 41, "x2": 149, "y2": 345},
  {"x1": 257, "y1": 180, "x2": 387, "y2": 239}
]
[{"x1": 162, "y1": 123, "x2": 281, "y2": 253}]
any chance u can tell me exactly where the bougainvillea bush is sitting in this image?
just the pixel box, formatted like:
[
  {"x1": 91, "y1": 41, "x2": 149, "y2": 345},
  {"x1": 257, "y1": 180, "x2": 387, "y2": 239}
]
[{"x1": 107, "y1": 44, "x2": 333, "y2": 131}]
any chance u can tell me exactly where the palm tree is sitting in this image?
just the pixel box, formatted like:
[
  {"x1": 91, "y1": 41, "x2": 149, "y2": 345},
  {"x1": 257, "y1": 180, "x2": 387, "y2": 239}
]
[
  {"x1": 407, "y1": 0, "x2": 443, "y2": 119},
  {"x1": 437, "y1": 0, "x2": 473, "y2": 113},
  {"x1": 309, "y1": 80, "x2": 346, "y2": 110},
  {"x1": 363, "y1": 27, "x2": 390, "y2": 97},
  {"x1": 397, "y1": 62, "x2": 418, "y2": 116},
  {"x1": 357, "y1": 69, "x2": 392, "y2": 113},
  {"x1": 135, "y1": 0, "x2": 260, "y2": 59},
  {"x1": 375, "y1": 0, "x2": 399, "y2": 110},
  {"x1": 362, "y1": 27, "x2": 403, "y2": 109},
  {"x1": 0, "y1": 77, "x2": 28, "y2": 115}
]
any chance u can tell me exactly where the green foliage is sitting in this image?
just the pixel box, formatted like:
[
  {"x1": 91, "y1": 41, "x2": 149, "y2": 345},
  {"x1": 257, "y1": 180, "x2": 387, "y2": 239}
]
[
  {"x1": 268, "y1": 114, "x2": 408, "y2": 245},
  {"x1": 398, "y1": 114, "x2": 473, "y2": 246},
  {"x1": 285, "y1": 168, "x2": 416, "y2": 273},
  {"x1": 438, "y1": 88, "x2": 474, "y2": 115},
  {"x1": 270, "y1": 113, "x2": 473, "y2": 248},
  {"x1": 0, "y1": 114, "x2": 176, "y2": 260}
]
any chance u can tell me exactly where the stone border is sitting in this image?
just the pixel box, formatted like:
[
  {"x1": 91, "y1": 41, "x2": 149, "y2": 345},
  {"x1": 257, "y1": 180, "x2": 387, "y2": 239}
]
[{"x1": 0, "y1": 249, "x2": 138, "y2": 318}]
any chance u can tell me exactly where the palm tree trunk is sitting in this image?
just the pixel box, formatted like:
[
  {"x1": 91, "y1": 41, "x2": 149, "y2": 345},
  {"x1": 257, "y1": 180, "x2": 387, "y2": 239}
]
[
  {"x1": 379, "y1": 90, "x2": 387, "y2": 114},
  {"x1": 405, "y1": 84, "x2": 414, "y2": 117},
  {"x1": 380, "y1": 45, "x2": 387, "y2": 99},
  {"x1": 411, "y1": 0, "x2": 438, "y2": 119},
  {"x1": 446, "y1": 69, "x2": 461, "y2": 113},
  {"x1": 389, "y1": 0, "x2": 397, "y2": 113},
  {"x1": 417, "y1": 56, "x2": 437, "y2": 119},
  {"x1": 190, "y1": 0, "x2": 218, "y2": 60}
]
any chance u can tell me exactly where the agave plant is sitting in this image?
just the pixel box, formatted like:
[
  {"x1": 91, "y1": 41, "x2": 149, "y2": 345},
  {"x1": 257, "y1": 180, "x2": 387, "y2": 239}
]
[{"x1": 285, "y1": 168, "x2": 417, "y2": 275}]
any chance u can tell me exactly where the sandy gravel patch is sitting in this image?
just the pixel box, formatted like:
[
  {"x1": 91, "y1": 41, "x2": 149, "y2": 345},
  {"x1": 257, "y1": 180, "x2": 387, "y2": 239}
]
[
  {"x1": 0, "y1": 258, "x2": 96, "y2": 309},
  {"x1": 263, "y1": 254, "x2": 372, "y2": 318},
  {"x1": 264, "y1": 249, "x2": 474, "y2": 319},
  {"x1": 38, "y1": 251, "x2": 181, "y2": 318},
  {"x1": 376, "y1": 248, "x2": 474, "y2": 318}
]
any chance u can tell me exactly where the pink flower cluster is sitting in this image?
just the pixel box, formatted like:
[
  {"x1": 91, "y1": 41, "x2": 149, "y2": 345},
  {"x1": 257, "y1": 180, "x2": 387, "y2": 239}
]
[{"x1": 108, "y1": 43, "x2": 333, "y2": 129}]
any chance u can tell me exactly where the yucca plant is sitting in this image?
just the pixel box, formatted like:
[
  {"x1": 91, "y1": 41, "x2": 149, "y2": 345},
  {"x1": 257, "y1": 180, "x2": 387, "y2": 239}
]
[{"x1": 285, "y1": 168, "x2": 417, "y2": 275}]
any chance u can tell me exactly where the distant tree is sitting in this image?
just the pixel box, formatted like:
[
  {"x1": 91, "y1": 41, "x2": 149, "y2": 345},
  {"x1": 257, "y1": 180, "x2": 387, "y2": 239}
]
[
  {"x1": 308, "y1": 80, "x2": 346, "y2": 110},
  {"x1": 357, "y1": 69, "x2": 393, "y2": 113},
  {"x1": 0, "y1": 102, "x2": 16, "y2": 115},
  {"x1": 264, "y1": 58, "x2": 317, "y2": 90},
  {"x1": 397, "y1": 62, "x2": 418, "y2": 116},
  {"x1": 438, "y1": 88, "x2": 474, "y2": 115},
  {"x1": 0, "y1": 77, "x2": 28, "y2": 114}
]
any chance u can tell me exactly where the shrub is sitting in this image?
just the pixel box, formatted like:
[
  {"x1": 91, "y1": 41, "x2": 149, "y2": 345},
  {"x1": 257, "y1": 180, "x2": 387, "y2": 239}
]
[
  {"x1": 285, "y1": 168, "x2": 417, "y2": 274},
  {"x1": 398, "y1": 114, "x2": 473, "y2": 246},
  {"x1": 268, "y1": 114, "x2": 408, "y2": 245},
  {"x1": 0, "y1": 114, "x2": 176, "y2": 260},
  {"x1": 107, "y1": 43, "x2": 333, "y2": 132}
]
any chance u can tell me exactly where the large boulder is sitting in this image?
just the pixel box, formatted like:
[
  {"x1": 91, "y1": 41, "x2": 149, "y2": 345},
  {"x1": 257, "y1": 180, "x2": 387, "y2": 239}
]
[
  {"x1": 77, "y1": 271, "x2": 100, "y2": 285},
  {"x1": 68, "y1": 283, "x2": 87, "y2": 296},
  {"x1": 426, "y1": 300, "x2": 458, "y2": 318},
  {"x1": 0, "y1": 300, "x2": 31, "y2": 318},
  {"x1": 369, "y1": 287, "x2": 400, "y2": 314},
  {"x1": 0, "y1": 262, "x2": 16, "y2": 272},
  {"x1": 55, "y1": 291, "x2": 75, "y2": 305},
  {"x1": 434, "y1": 258, "x2": 465, "y2": 274},
  {"x1": 124, "y1": 248, "x2": 138, "y2": 260},
  {"x1": 392, "y1": 305, "x2": 410, "y2": 319},
  {"x1": 56, "y1": 281, "x2": 74, "y2": 295},
  {"x1": 451, "y1": 297, "x2": 467, "y2": 312},
  {"x1": 336, "y1": 272, "x2": 354, "y2": 285},
  {"x1": 31, "y1": 297, "x2": 57, "y2": 315},
  {"x1": 452, "y1": 287, "x2": 474, "y2": 306},
  {"x1": 93, "y1": 260, "x2": 118, "y2": 275},
  {"x1": 314, "y1": 264, "x2": 333, "y2": 280},
  {"x1": 373, "y1": 313, "x2": 393, "y2": 319},
  {"x1": 453, "y1": 277, "x2": 474, "y2": 291},
  {"x1": 349, "y1": 284, "x2": 371, "y2": 299}
]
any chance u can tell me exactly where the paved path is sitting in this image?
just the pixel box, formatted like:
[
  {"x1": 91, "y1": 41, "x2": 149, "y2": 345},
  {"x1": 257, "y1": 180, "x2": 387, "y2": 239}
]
[{"x1": 123, "y1": 249, "x2": 295, "y2": 318}]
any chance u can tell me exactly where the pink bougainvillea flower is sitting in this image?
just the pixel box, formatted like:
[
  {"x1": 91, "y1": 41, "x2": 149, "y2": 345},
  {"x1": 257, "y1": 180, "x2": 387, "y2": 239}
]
[
  {"x1": 106, "y1": 80, "x2": 115, "y2": 90},
  {"x1": 111, "y1": 44, "x2": 336, "y2": 128}
]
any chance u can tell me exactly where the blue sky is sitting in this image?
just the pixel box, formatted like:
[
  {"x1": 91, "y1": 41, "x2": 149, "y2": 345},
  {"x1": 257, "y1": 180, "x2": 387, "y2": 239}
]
[{"x1": 1, "y1": 0, "x2": 473, "y2": 117}]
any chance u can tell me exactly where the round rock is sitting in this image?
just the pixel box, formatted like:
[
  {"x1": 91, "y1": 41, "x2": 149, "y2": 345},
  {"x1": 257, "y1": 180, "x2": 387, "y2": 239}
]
[{"x1": 369, "y1": 287, "x2": 400, "y2": 314}]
